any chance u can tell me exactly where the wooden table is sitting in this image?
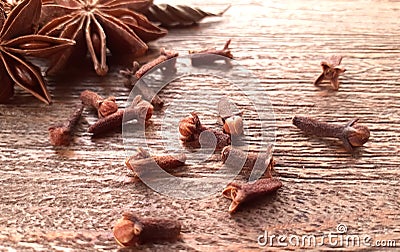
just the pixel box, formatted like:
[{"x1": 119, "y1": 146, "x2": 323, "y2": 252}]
[{"x1": 1, "y1": 0, "x2": 399, "y2": 250}]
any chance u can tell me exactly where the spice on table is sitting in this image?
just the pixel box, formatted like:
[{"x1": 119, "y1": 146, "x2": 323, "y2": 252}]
[
  {"x1": 80, "y1": 90, "x2": 118, "y2": 118},
  {"x1": 217, "y1": 97, "x2": 244, "y2": 136},
  {"x1": 120, "y1": 49, "x2": 178, "y2": 110},
  {"x1": 113, "y1": 212, "x2": 181, "y2": 247},
  {"x1": 222, "y1": 178, "x2": 283, "y2": 214},
  {"x1": 292, "y1": 115, "x2": 370, "y2": 153},
  {"x1": 88, "y1": 95, "x2": 153, "y2": 136},
  {"x1": 39, "y1": 0, "x2": 167, "y2": 76},
  {"x1": 0, "y1": 0, "x2": 75, "y2": 104},
  {"x1": 179, "y1": 112, "x2": 231, "y2": 150},
  {"x1": 125, "y1": 147, "x2": 186, "y2": 177},
  {"x1": 48, "y1": 104, "x2": 84, "y2": 146},
  {"x1": 189, "y1": 39, "x2": 233, "y2": 66},
  {"x1": 314, "y1": 55, "x2": 346, "y2": 90},
  {"x1": 221, "y1": 145, "x2": 275, "y2": 178}
]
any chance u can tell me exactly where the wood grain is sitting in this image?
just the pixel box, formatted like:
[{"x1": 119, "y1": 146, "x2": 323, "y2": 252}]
[{"x1": 1, "y1": 0, "x2": 400, "y2": 250}]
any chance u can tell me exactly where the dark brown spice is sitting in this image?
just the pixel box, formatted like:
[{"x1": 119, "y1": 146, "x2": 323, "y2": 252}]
[
  {"x1": 88, "y1": 95, "x2": 153, "y2": 136},
  {"x1": 80, "y1": 90, "x2": 118, "y2": 118},
  {"x1": 222, "y1": 178, "x2": 283, "y2": 214},
  {"x1": 132, "y1": 49, "x2": 178, "y2": 80},
  {"x1": 120, "y1": 49, "x2": 178, "y2": 110},
  {"x1": 221, "y1": 145, "x2": 275, "y2": 178},
  {"x1": 125, "y1": 147, "x2": 186, "y2": 177},
  {"x1": 314, "y1": 55, "x2": 346, "y2": 90},
  {"x1": 292, "y1": 115, "x2": 370, "y2": 152},
  {"x1": 189, "y1": 39, "x2": 233, "y2": 66},
  {"x1": 113, "y1": 212, "x2": 181, "y2": 247},
  {"x1": 48, "y1": 104, "x2": 83, "y2": 146},
  {"x1": 179, "y1": 112, "x2": 231, "y2": 150}
]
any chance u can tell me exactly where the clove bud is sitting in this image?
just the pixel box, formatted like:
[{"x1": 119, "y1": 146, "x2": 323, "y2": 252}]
[
  {"x1": 222, "y1": 178, "x2": 283, "y2": 214},
  {"x1": 88, "y1": 95, "x2": 153, "y2": 136},
  {"x1": 48, "y1": 104, "x2": 83, "y2": 146},
  {"x1": 80, "y1": 90, "x2": 118, "y2": 118},
  {"x1": 113, "y1": 212, "x2": 181, "y2": 247},
  {"x1": 125, "y1": 147, "x2": 186, "y2": 177},
  {"x1": 292, "y1": 115, "x2": 370, "y2": 152},
  {"x1": 189, "y1": 39, "x2": 233, "y2": 66},
  {"x1": 221, "y1": 145, "x2": 275, "y2": 178},
  {"x1": 179, "y1": 112, "x2": 231, "y2": 150}
]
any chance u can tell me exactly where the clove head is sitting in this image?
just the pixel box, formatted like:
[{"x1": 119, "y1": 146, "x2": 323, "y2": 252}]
[
  {"x1": 113, "y1": 213, "x2": 141, "y2": 247},
  {"x1": 223, "y1": 115, "x2": 244, "y2": 136},
  {"x1": 178, "y1": 112, "x2": 203, "y2": 141},
  {"x1": 346, "y1": 122, "x2": 370, "y2": 147},
  {"x1": 98, "y1": 96, "x2": 118, "y2": 117}
]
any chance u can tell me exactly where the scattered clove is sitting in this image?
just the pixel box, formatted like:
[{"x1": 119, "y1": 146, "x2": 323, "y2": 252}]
[
  {"x1": 88, "y1": 95, "x2": 153, "y2": 136},
  {"x1": 179, "y1": 112, "x2": 231, "y2": 150},
  {"x1": 314, "y1": 55, "x2": 346, "y2": 90},
  {"x1": 292, "y1": 115, "x2": 370, "y2": 153},
  {"x1": 80, "y1": 90, "x2": 118, "y2": 118},
  {"x1": 132, "y1": 49, "x2": 178, "y2": 80},
  {"x1": 120, "y1": 49, "x2": 178, "y2": 110},
  {"x1": 48, "y1": 104, "x2": 83, "y2": 146},
  {"x1": 222, "y1": 178, "x2": 283, "y2": 214},
  {"x1": 221, "y1": 145, "x2": 275, "y2": 178},
  {"x1": 113, "y1": 212, "x2": 181, "y2": 247},
  {"x1": 125, "y1": 147, "x2": 186, "y2": 177},
  {"x1": 189, "y1": 39, "x2": 233, "y2": 66},
  {"x1": 217, "y1": 97, "x2": 244, "y2": 136}
]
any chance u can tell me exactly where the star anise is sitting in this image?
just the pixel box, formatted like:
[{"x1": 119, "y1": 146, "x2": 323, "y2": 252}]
[
  {"x1": 1, "y1": 0, "x2": 23, "y2": 14},
  {"x1": 0, "y1": 0, "x2": 75, "y2": 104},
  {"x1": 38, "y1": 0, "x2": 167, "y2": 76}
]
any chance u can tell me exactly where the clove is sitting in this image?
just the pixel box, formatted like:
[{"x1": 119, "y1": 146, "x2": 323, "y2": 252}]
[
  {"x1": 179, "y1": 112, "x2": 231, "y2": 150},
  {"x1": 48, "y1": 104, "x2": 83, "y2": 146},
  {"x1": 222, "y1": 178, "x2": 283, "y2": 214},
  {"x1": 120, "y1": 49, "x2": 178, "y2": 110},
  {"x1": 217, "y1": 97, "x2": 244, "y2": 136},
  {"x1": 221, "y1": 145, "x2": 275, "y2": 178},
  {"x1": 189, "y1": 39, "x2": 233, "y2": 66},
  {"x1": 88, "y1": 95, "x2": 153, "y2": 136},
  {"x1": 80, "y1": 90, "x2": 118, "y2": 118},
  {"x1": 113, "y1": 212, "x2": 181, "y2": 247},
  {"x1": 125, "y1": 147, "x2": 186, "y2": 177},
  {"x1": 314, "y1": 55, "x2": 346, "y2": 90},
  {"x1": 292, "y1": 115, "x2": 370, "y2": 152}
]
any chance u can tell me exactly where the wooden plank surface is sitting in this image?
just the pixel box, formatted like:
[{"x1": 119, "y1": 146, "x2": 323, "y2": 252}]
[{"x1": 1, "y1": 0, "x2": 400, "y2": 250}]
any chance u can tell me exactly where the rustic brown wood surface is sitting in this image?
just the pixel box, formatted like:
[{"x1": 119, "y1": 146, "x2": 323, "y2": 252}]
[{"x1": 1, "y1": 0, "x2": 400, "y2": 251}]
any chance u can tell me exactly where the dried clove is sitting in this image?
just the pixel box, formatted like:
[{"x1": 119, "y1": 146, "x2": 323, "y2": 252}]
[
  {"x1": 217, "y1": 97, "x2": 244, "y2": 136},
  {"x1": 113, "y1": 212, "x2": 181, "y2": 247},
  {"x1": 88, "y1": 95, "x2": 153, "y2": 136},
  {"x1": 221, "y1": 145, "x2": 275, "y2": 178},
  {"x1": 292, "y1": 115, "x2": 370, "y2": 153},
  {"x1": 125, "y1": 147, "x2": 186, "y2": 177},
  {"x1": 314, "y1": 55, "x2": 346, "y2": 90},
  {"x1": 48, "y1": 104, "x2": 83, "y2": 146},
  {"x1": 179, "y1": 112, "x2": 231, "y2": 150},
  {"x1": 222, "y1": 178, "x2": 283, "y2": 214},
  {"x1": 132, "y1": 49, "x2": 178, "y2": 80},
  {"x1": 80, "y1": 90, "x2": 118, "y2": 118},
  {"x1": 189, "y1": 39, "x2": 233, "y2": 66},
  {"x1": 120, "y1": 49, "x2": 178, "y2": 110}
]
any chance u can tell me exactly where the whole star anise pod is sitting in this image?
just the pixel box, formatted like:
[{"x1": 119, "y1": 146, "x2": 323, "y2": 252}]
[
  {"x1": 38, "y1": 0, "x2": 167, "y2": 76},
  {"x1": 0, "y1": 0, "x2": 75, "y2": 104}
]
